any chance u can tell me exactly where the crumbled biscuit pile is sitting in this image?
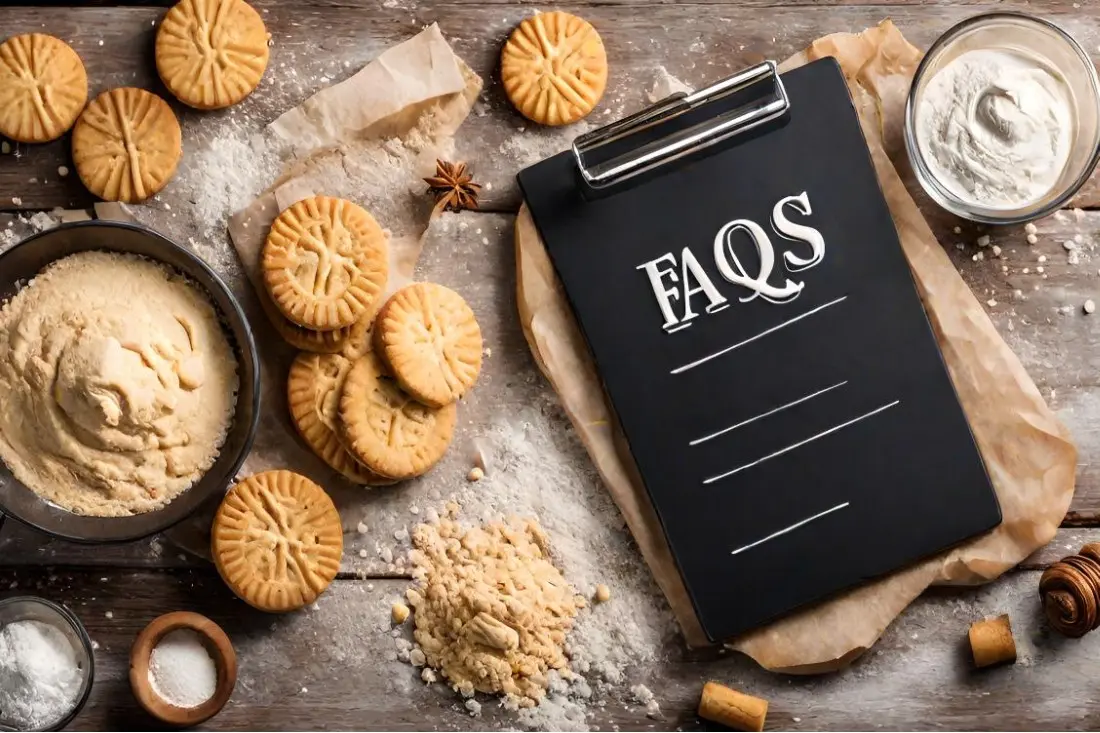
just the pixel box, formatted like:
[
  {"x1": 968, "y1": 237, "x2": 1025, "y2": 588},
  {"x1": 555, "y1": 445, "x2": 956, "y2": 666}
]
[{"x1": 407, "y1": 513, "x2": 584, "y2": 707}]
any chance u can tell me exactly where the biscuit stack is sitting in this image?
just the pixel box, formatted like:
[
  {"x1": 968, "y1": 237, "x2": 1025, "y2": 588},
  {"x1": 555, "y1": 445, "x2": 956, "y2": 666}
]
[{"x1": 268, "y1": 195, "x2": 482, "y2": 485}]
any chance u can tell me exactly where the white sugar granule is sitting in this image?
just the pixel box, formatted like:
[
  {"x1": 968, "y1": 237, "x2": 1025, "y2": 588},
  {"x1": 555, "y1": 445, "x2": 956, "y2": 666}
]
[
  {"x1": 148, "y1": 629, "x2": 217, "y2": 708},
  {"x1": 0, "y1": 620, "x2": 82, "y2": 729}
]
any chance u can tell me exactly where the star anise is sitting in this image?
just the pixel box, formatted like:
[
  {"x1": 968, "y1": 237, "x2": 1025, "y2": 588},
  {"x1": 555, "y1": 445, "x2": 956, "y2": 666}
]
[{"x1": 424, "y1": 160, "x2": 481, "y2": 214}]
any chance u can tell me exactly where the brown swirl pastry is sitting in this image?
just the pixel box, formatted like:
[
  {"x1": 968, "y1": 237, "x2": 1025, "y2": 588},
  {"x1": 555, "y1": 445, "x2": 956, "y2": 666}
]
[{"x1": 1039, "y1": 543, "x2": 1100, "y2": 637}]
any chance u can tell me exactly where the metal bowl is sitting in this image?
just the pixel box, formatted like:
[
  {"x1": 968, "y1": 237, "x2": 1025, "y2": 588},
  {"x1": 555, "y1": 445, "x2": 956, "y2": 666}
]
[
  {"x1": 0, "y1": 221, "x2": 259, "y2": 543},
  {"x1": 0, "y1": 596, "x2": 95, "y2": 732}
]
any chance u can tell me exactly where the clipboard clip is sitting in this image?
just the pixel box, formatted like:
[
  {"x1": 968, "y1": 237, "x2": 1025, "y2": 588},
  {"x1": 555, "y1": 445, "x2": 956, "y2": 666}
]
[{"x1": 572, "y1": 61, "x2": 790, "y2": 191}]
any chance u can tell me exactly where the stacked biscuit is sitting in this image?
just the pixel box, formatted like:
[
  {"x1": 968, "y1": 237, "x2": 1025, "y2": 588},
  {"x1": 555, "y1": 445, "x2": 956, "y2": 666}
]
[
  {"x1": 270, "y1": 195, "x2": 482, "y2": 486},
  {"x1": 211, "y1": 194, "x2": 482, "y2": 614}
]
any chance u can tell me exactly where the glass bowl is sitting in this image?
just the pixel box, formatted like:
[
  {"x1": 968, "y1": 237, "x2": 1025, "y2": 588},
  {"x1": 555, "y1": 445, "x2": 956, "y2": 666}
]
[
  {"x1": 904, "y1": 12, "x2": 1100, "y2": 224},
  {"x1": 0, "y1": 597, "x2": 95, "y2": 731}
]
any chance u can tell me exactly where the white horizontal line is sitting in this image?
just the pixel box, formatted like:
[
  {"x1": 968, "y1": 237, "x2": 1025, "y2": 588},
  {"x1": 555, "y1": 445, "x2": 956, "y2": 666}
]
[
  {"x1": 730, "y1": 502, "x2": 850, "y2": 556},
  {"x1": 703, "y1": 399, "x2": 900, "y2": 484},
  {"x1": 689, "y1": 380, "x2": 848, "y2": 447},
  {"x1": 670, "y1": 295, "x2": 848, "y2": 375}
]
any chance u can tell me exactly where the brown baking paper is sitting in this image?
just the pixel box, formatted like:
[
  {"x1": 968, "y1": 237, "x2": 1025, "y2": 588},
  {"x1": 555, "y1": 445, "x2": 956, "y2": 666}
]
[
  {"x1": 515, "y1": 20, "x2": 1078, "y2": 672},
  {"x1": 229, "y1": 23, "x2": 482, "y2": 346}
]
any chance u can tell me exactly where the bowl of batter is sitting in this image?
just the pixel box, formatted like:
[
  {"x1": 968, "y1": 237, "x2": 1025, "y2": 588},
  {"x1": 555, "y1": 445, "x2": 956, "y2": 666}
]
[
  {"x1": 905, "y1": 12, "x2": 1100, "y2": 224},
  {"x1": 0, "y1": 221, "x2": 259, "y2": 542}
]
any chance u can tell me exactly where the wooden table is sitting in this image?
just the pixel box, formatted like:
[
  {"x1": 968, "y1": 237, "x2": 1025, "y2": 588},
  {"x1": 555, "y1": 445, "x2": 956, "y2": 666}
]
[{"x1": 3, "y1": 1, "x2": 1100, "y2": 730}]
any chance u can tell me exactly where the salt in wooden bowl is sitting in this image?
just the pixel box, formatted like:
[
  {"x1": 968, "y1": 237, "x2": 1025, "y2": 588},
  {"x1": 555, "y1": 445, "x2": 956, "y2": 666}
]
[{"x1": 129, "y1": 611, "x2": 237, "y2": 727}]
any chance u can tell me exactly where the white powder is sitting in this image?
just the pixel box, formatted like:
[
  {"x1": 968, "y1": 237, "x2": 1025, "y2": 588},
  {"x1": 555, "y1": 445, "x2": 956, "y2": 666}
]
[
  {"x1": 0, "y1": 620, "x2": 83, "y2": 729},
  {"x1": 917, "y1": 48, "x2": 1073, "y2": 208},
  {"x1": 148, "y1": 629, "x2": 218, "y2": 709},
  {"x1": 173, "y1": 127, "x2": 279, "y2": 238}
]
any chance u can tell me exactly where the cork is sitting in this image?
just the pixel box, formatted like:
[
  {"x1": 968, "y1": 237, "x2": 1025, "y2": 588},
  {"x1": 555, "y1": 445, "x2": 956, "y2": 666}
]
[
  {"x1": 698, "y1": 681, "x2": 768, "y2": 731},
  {"x1": 968, "y1": 614, "x2": 1017, "y2": 668}
]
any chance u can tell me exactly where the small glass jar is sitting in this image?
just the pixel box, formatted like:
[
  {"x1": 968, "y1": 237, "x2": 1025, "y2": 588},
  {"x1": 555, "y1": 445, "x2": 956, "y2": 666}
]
[
  {"x1": 904, "y1": 12, "x2": 1100, "y2": 224},
  {"x1": 0, "y1": 597, "x2": 95, "y2": 732}
]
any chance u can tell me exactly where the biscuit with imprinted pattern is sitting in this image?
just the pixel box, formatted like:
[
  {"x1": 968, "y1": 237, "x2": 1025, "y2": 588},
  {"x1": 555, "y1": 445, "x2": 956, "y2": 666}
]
[
  {"x1": 500, "y1": 11, "x2": 607, "y2": 126},
  {"x1": 212, "y1": 470, "x2": 342, "y2": 612},
  {"x1": 288, "y1": 352, "x2": 393, "y2": 485},
  {"x1": 338, "y1": 351, "x2": 456, "y2": 480},
  {"x1": 0, "y1": 34, "x2": 87, "y2": 143},
  {"x1": 156, "y1": 0, "x2": 270, "y2": 110},
  {"x1": 71, "y1": 88, "x2": 182, "y2": 203},
  {"x1": 262, "y1": 195, "x2": 389, "y2": 332},
  {"x1": 374, "y1": 283, "x2": 482, "y2": 408}
]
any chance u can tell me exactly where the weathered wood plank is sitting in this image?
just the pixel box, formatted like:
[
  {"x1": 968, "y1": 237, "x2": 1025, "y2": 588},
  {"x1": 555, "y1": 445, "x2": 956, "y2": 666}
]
[
  {"x1": 2, "y1": 565, "x2": 1099, "y2": 731},
  {"x1": 5, "y1": 2, "x2": 1100, "y2": 210}
]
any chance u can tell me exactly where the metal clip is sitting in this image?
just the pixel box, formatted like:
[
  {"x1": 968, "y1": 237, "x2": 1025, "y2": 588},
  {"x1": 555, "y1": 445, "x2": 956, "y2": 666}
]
[{"x1": 572, "y1": 61, "x2": 790, "y2": 191}]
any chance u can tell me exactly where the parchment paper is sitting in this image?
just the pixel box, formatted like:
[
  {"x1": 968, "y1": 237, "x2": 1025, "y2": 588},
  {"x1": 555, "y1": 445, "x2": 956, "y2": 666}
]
[
  {"x1": 515, "y1": 20, "x2": 1078, "y2": 672},
  {"x1": 228, "y1": 23, "x2": 482, "y2": 348}
]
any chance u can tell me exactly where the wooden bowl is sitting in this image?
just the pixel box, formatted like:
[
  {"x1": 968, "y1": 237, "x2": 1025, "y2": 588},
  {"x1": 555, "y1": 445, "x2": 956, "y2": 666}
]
[{"x1": 130, "y1": 611, "x2": 237, "y2": 727}]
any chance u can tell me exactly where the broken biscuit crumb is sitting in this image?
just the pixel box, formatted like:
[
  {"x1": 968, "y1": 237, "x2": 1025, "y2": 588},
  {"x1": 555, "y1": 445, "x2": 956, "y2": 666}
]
[
  {"x1": 595, "y1": 584, "x2": 611, "y2": 603},
  {"x1": 407, "y1": 516, "x2": 582, "y2": 707},
  {"x1": 392, "y1": 602, "x2": 410, "y2": 625},
  {"x1": 467, "y1": 466, "x2": 484, "y2": 482}
]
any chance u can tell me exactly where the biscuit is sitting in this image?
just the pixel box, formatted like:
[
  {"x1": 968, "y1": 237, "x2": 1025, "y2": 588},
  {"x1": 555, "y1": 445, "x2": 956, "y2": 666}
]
[
  {"x1": 212, "y1": 470, "x2": 343, "y2": 612},
  {"x1": 288, "y1": 352, "x2": 393, "y2": 485},
  {"x1": 338, "y1": 352, "x2": 456, "y2": 480},
  {"x1": 263, "y1": 196, "x2": 389, "y2": 331},
  {"x1": 156, "y1": 0, "x2": 270, "y2": 110},
  {"x1": 374, "y1": 283, "x2": 482, "y2": 408},
  {"x1": 71, "y1": 88, "x2": 182, "y2": 203},
  {"x1": 0, "y1": 34, "x2": 88, "y2": 143},
  {"x1": 500, "y1": 11, "x2": 607, "y2": 126},
  {"x1": 275, "y1": 295, "x2": 376, "y2": 357}
]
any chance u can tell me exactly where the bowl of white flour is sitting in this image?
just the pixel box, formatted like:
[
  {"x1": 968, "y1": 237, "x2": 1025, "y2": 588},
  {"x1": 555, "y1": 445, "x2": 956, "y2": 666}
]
[
  {"x1": 905, "y1": 12, "x2": 1100, "y2": 224},
  {"x1": 0, "y1": 597, "x2": 94, "y2": 731}
]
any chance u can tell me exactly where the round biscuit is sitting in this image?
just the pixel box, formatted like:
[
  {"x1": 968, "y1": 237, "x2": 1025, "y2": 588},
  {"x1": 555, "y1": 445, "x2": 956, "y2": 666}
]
[
  {"x1": 262, "y1": 195, "x2": 389, "y2": 331},
  {"x1": 500, "y1": 11, "x2": 607, "y2": 126},
  {"x1": 71, "y1": 88, "x2": 182, "y2": 203},
  {"x1": 212, "y1": 470, "x2": 343, "y2": 612},
  {"x1": 374, "y1": 283, "x2": 482, "y2": 408},
  {"x1": 288, "y1": 352, "x2": 394, "y2": 485},
  {"x1": 338, "y1": 351, "x2": 456, "y2": 480},
  {"x1": 156, "y1": 0, "x2": 270, "y2": 110},
  {"x1": 0, "y1": 34, "x2": 88, "y2": 143}
]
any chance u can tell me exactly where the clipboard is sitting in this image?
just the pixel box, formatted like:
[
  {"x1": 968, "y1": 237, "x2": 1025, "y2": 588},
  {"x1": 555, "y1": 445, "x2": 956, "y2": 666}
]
[{"x1": 517, "y1": 57, "x2": 1001, "y2": 642}]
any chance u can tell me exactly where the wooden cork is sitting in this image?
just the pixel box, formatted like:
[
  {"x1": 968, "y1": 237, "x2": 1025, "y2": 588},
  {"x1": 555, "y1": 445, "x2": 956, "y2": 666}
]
[
  {"x1": 968, "y1": 614, "x2": 1017, "y2": 668},
  {"x1": 698, "y1": 681, "x2": 768, "y2": 731}
]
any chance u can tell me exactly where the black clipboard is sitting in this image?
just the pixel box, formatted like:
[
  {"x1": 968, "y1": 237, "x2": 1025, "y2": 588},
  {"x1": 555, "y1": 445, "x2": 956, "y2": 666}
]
[{"x1": 517, "y1": 57, "x2": 1001, "y2": 642}]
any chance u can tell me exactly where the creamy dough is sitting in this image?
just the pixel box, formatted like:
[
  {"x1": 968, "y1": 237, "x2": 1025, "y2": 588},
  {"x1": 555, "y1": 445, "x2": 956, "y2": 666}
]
[{"x1": 0, "y1": 252, "x2": 238, "y2": 516}]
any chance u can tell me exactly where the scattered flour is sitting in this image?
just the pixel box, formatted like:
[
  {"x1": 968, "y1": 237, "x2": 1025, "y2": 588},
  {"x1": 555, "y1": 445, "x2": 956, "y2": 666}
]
[{"x1": 647, "y1": 66, "x2": 692, "y2": 103}]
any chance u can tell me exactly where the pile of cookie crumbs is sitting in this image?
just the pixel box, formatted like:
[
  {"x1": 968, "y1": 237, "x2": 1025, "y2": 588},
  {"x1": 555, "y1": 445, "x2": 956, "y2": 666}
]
[
  {"x1": 377, "y1": 411, "x2": 677, "y2": 730},
  {"x1": 405, "y1": 509, "x2": 583, "y2": 707}
]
